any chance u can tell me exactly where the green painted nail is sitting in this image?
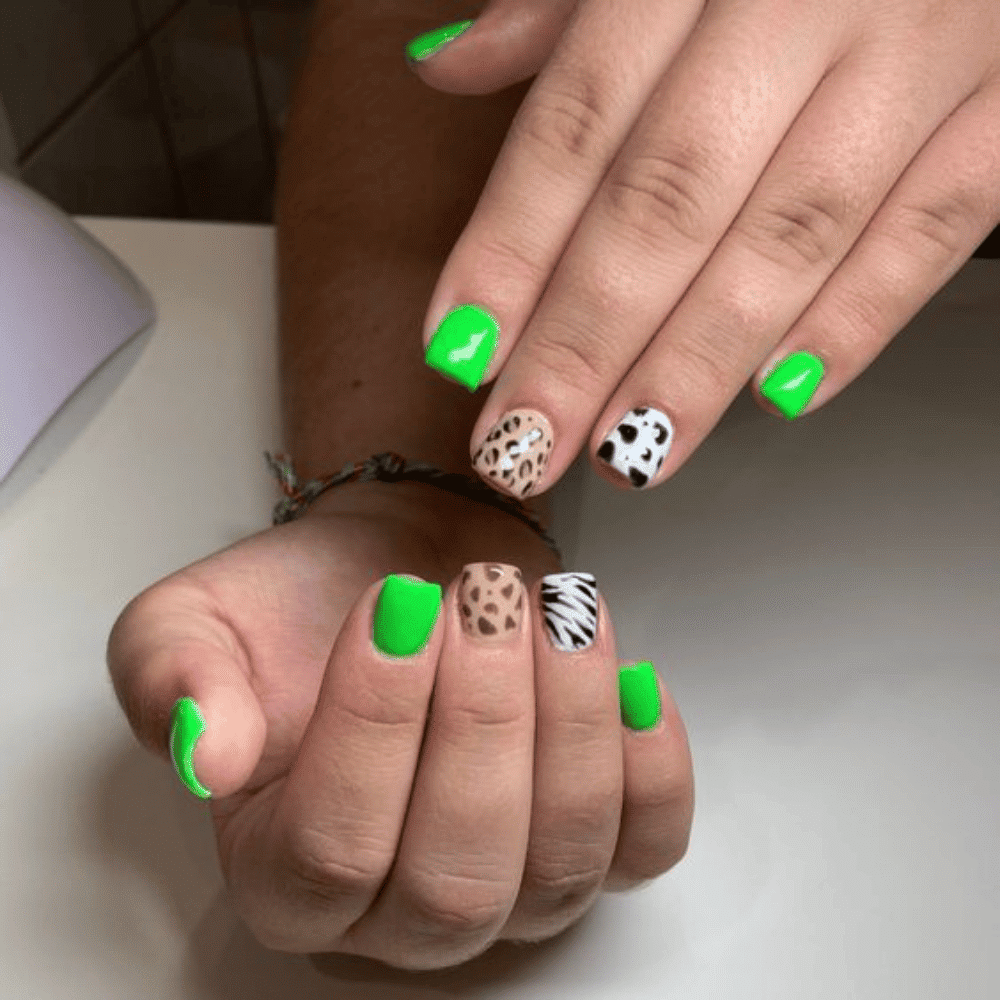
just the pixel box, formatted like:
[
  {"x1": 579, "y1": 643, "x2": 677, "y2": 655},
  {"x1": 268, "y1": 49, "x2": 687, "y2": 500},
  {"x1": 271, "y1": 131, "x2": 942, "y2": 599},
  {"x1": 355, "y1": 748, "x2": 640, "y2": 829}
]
[
  {"x1": 169, "y1": 696, "x2": 211, "y2": 799},
  {"x1": 373, "y1": 574, "x2": 443, "y2": 657},
  {"x1": 405, "y1": 19, "x2": 474, "y2": 62},
  {"x1": 619, "y1": 661, "x2": 661, "y2": 731},
  {"x1": 760, "y1": 351, "x2": 824, "y2": 420},
  {"x1": 424, "y1": 304, "x2": 500, "y2": 391}
]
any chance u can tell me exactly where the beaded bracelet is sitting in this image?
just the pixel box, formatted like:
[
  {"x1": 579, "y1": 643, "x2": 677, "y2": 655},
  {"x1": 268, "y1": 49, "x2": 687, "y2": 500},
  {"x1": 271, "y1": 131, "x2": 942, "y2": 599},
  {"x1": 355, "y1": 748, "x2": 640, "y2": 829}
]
[{"x1": 265, "y1": 450, "x2": 563, "y2": 562}]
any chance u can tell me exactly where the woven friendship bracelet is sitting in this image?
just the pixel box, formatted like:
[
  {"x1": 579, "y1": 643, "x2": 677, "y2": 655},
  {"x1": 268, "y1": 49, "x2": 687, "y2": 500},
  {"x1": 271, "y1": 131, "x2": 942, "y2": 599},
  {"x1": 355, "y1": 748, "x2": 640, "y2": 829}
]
[{"x1": 265, "y1": 451, "x2": 563, "y2": 562}]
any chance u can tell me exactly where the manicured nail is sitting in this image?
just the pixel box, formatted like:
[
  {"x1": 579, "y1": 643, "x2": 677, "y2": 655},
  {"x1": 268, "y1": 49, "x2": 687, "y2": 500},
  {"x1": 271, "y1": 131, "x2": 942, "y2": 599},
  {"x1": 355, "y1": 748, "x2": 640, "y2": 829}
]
[
  {"x1": 618, "y1": 661, "x2": 661, "y2": 731},
  {"x1": 472, "y1": 409, "x2": 554, "y2": 499},
  {"x1": 169, "y1": 696, "x2": 211, "y2": 799},
  {"x1": 597, "y1": 405, "x2": 674, "y2": 489},
  {"x1": 424, "y1": 304, "x2": 500, "y2": 392},
  {"x1": 405, "y1": 19, "x2": 474, "y2": 62},
  {"x1": 759, "y1": 351, "x2": 824, "y2": 419},
  {"x1": 373, "y1": 574, "x2": 442, "y2": 657},
  {"x1": 460, "y1": 563, "x2": 524, "y2": 642},
  {"x1": 540, "y1": 572, "x2": 598, "y2": 652}
]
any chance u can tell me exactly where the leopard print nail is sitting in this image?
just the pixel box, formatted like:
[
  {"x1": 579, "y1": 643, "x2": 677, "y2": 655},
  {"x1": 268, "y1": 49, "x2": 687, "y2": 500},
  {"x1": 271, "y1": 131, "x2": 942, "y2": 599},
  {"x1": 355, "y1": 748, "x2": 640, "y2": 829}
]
[
  {"x1": 459, "y1": 563, "x2": 524, "y2": 641},
  {"x1": 472, "y1": 409, "x2": 554, "y2": 499}
]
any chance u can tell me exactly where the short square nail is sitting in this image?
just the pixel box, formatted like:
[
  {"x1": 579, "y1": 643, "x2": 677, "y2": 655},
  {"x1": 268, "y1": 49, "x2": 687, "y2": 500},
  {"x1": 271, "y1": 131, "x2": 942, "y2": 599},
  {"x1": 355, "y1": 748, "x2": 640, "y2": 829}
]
[
  {"x1": 170, "y1": 696, "x2": 211, "y2": 799},
  {"x1": 759, "y1": 351, "x2": 824, "y2": 419},
  {"x1": 425, "y1": 304, "x2": 500, "y2": 391},
  {"x1": 472, "y1": 409, "x2": 554, "y2": 498},
  {"x1": 597, "y1": 406, "x2": 674, "y2": 489},
  {"x1": 373, "y1": 574, "x2": 442, "y2": 657},
  {"x1": 619, "y1": 661, "x2": 661, "y2": 731},
  {"x1": 460, "y1": 563, "x2": 524, "y2": 642},
  {"x1": 405, "y1": 19, "x2": 474, "y2": 62},
  {"x1": 540, "y1": 572, "x2": 598, "y2": 652}
]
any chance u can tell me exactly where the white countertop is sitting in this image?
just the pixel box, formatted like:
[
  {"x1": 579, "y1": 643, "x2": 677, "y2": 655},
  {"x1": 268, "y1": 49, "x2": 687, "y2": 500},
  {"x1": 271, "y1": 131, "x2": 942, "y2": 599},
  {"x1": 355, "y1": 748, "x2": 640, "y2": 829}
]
[{"x1": 1, "y1": 217, "x2": 997, "y2": 999}]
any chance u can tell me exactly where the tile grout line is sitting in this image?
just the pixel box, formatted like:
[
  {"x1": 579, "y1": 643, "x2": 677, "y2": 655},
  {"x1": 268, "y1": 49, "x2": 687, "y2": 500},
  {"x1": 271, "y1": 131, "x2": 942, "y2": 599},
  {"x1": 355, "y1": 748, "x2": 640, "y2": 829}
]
[{"x1": 16, "y1": 0, "x2": 191, "y2": 168}]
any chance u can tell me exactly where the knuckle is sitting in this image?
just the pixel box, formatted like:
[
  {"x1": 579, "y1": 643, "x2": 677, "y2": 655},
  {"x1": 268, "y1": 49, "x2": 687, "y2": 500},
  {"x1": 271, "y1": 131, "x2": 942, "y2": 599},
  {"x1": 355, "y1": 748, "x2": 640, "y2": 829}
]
[
  {"x1": 524, "y1": 858, "x2": 609, "y2": 910},
  {"x1": 517, "y1": 74, "x2": 610, "y2": 167},
  {"x1": 283, "y1": 825, "x2": 389, "y2": 905},
  {"x1": 477, "y1": 226, "x2": 549, "y2": 289},
  {"x1": 889, "y1": 191, "x2": 977, "y2": 262},
  {"x1": 528, "y1": 314, "x2": 615, "y2": 393},
  {"x1": 401, "y1": 868, "x2": 511, "y2": 939},
  {"x1": 603, "y1": 144, "x2": 717, "y2": 247},
  {"x1": 738, "y1": 185, "x2": 851, "y2": 271},
  {"x1": 668, "y1": 327, "x2": 740, "y2": 400}
]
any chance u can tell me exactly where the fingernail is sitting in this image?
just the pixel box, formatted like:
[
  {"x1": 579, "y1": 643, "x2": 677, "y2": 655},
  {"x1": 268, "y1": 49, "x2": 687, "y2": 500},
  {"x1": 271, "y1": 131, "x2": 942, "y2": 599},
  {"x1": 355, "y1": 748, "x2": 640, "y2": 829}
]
[
  {"x1": 459, "y1": 563, "x2": 524, "y2": 642},
  {"x1": 618, "y1": 661, "x2": 661, "y2": 731},
  {"x1": 169, "y1": 696, "x2": 211, "y2": 799},
  {"x1": 405, "y1": 19, "x2": 474, "y2": 62},
  {"x1": 597, "y1": 405, "x2": 674, "y2": 489},
  {"x1": 759, "y1": 351, "x2": 824, "y2": 419},
  {"x1": 373, "y1": 574, "x2": 443, "y2": 658},
  {"x1": 540, "y1": 572, "x2": 598, "y2": 652},
  {"x1": 424, "y1": 304, "x2": 500, "y2": 392},
  {"x1": 472, "y1": 409, "x2": 554, "y2": 498}
]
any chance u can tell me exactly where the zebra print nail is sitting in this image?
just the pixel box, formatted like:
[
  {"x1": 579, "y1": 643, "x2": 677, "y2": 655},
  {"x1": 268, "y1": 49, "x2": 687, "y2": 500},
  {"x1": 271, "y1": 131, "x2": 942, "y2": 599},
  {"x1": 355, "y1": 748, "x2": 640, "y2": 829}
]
[{"x1": 540, "y1": 572, "x2": 598, "y2": 652}]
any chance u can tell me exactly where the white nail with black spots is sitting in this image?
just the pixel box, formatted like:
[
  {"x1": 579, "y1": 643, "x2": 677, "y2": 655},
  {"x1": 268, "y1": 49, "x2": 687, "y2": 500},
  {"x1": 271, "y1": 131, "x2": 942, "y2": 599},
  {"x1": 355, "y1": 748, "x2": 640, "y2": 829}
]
[
  {"x1": 597, "y1": 406, "x2": 673, "y2": 489},
  {"x1": 540, "y1": 572, "x2": 598, "y2": 652}
]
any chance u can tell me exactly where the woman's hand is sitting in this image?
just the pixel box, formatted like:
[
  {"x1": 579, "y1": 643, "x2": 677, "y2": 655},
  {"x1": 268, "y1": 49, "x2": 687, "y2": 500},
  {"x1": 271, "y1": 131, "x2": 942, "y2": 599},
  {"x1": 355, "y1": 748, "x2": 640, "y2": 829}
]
[
  {"x1": 106, "y1": 488, "x2": 693, "y2": 970},
  {"x1": 412, "y1": 0, "x2": 1000, "y2": 495}
]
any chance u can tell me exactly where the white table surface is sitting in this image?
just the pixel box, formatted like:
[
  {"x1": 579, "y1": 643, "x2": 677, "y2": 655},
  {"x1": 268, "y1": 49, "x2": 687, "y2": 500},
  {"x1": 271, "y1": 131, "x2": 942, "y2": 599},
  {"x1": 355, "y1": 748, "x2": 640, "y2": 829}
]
[{"x1": 1, "y1": 217, "x2": 997, "y2": 999}]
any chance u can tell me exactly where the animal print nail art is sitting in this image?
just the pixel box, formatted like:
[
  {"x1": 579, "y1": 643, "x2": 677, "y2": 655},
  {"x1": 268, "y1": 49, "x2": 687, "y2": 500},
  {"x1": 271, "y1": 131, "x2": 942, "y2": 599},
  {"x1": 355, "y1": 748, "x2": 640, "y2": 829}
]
[
  {"x1": 472, "y1": 409, "x2": 554, "y2": 499},
  {"x1": 460, "y1": 563, "x2": 524, "y2": 641},
  {"x1": 596, "y1": 406, "x2": 673, "y2": 489},
  {"x1": 540, "y1": 572, "x2": 598, "y2": 652}
]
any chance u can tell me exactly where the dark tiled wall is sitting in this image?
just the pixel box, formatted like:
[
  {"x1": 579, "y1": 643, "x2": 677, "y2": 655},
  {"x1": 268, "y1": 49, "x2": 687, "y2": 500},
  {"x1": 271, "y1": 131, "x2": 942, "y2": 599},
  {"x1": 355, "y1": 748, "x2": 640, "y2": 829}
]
[
  {"x1": 0, "y1": 1, "x2": 998, "y2": 254},
  {"x1": 0, "y1": 0, "x2": 315, "y2": 222}
]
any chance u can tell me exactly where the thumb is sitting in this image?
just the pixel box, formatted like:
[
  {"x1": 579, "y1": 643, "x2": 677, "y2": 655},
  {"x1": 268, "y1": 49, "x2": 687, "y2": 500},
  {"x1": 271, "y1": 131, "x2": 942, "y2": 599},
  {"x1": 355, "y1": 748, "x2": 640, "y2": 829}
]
[
  {"x1": 106, "y1": 589, "x2": 267, "y2": 801},
  {"x1": 405, "y1": 0, "x2": 578, "y2": 96}
]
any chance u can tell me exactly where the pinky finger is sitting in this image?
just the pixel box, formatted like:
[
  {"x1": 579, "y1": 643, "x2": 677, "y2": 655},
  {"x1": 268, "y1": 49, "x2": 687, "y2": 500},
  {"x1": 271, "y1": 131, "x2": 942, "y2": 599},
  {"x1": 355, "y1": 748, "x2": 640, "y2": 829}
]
[
  {"x1": 753, "y1": 78, "x2": 1000, "y2": 420},
  {"x1": 603, "y1": 662, "x2": 694, "y2": 892}
]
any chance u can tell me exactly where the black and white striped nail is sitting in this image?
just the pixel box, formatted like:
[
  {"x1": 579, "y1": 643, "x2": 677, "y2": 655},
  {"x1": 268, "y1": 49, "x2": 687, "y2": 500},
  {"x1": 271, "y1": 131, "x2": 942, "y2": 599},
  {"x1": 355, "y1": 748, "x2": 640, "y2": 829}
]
[{"x1": 540, "y1": 572, "x2": 598, "y2": 652}]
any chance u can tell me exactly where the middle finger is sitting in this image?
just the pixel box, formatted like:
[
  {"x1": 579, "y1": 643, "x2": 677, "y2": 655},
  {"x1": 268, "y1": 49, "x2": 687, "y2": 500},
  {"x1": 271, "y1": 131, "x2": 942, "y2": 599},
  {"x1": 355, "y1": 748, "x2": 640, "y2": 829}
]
[{"x1": 470, "y1": 0, "x2": 851, "y2": 497}]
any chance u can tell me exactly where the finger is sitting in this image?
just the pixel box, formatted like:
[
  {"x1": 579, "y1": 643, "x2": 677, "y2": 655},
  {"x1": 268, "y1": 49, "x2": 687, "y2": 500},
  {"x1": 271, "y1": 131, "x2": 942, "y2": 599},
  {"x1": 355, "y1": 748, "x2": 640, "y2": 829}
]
[
  {"x1": 751, "y1": 76, "x2": 1000, "y2": 420},
  {"x1": 228, "y1": 573, "x2": 444, "y2": 953},
  {"x1": 405, "y1": 0, "x2": 577, "y2": 96},
  {"x1": 106, "y1": 587, "x2": 267, "y2": 801},
  {"x1": 343, "y1": 563, "x2": 535, "y2": 971},
  {"x1": 586, "y1": 28, "x2": 990, "y2": 487},
  {"x1": 604, "y1": 662, "x2": 694, "y2": 891},
  {"x1": 465, "y1": 0, "x2": 845, "y2": 498},
  {"x1": 502, "y1": 572, "x2": 624, "y2": 943},
  {"x1": 421, "y1": 0, "x2": 704, "y2": 396}
]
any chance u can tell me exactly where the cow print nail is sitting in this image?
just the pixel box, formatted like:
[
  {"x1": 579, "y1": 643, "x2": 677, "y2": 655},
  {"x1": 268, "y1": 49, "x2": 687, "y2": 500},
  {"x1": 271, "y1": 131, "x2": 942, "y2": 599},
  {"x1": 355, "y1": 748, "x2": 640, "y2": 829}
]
[{"x1": 596, "y1": 406, "x2": 673, "y2": 489}]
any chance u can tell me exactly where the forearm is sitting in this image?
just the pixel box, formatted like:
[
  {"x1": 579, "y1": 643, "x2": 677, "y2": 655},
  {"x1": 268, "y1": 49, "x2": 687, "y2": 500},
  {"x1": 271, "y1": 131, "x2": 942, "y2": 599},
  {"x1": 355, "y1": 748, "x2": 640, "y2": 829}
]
[{"x1": 275, "y1": 0, "x2": 527, "y2": 487}]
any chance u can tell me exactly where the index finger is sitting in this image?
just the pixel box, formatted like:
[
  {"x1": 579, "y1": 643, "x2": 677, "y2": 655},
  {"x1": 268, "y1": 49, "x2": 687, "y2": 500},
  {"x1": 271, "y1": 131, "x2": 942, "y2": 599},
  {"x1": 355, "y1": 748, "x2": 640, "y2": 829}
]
[{"x1": 421, "y1": 0, "x2": 701, "y2": 390}]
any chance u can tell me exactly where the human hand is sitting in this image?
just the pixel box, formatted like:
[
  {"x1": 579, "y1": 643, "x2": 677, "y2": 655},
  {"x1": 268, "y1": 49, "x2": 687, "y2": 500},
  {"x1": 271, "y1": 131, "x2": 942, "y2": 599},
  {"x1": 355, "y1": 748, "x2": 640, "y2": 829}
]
[
  {"x1": 411, "y1": 0, "x2": 1000, "y2": 495},
  {"x1": 106, "y1": 488, "x2": 693, "y2": 970}
]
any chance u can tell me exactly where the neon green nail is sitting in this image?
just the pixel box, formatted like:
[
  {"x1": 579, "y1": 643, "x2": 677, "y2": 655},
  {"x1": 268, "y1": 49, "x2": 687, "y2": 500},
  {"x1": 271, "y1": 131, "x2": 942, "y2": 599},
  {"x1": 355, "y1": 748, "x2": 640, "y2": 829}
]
[
  {"x1": 169, "y1": 696, "x2": 211, "y2": 799},
  {"x1": 760, "y1": 351, "x2": 824, "y2": 419},
  {"x1": 424, "y1": 304, "x2": 500, "y2": 391},
  {"x1": 619, "y1": 661, "x2": 661, "y2": 731},
  {"x1": 373, "y1": 575, "x2": 443, "y2": 657},
  {"x1": 405, "y1": 20, "x2": 474, "y2": 62}
]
